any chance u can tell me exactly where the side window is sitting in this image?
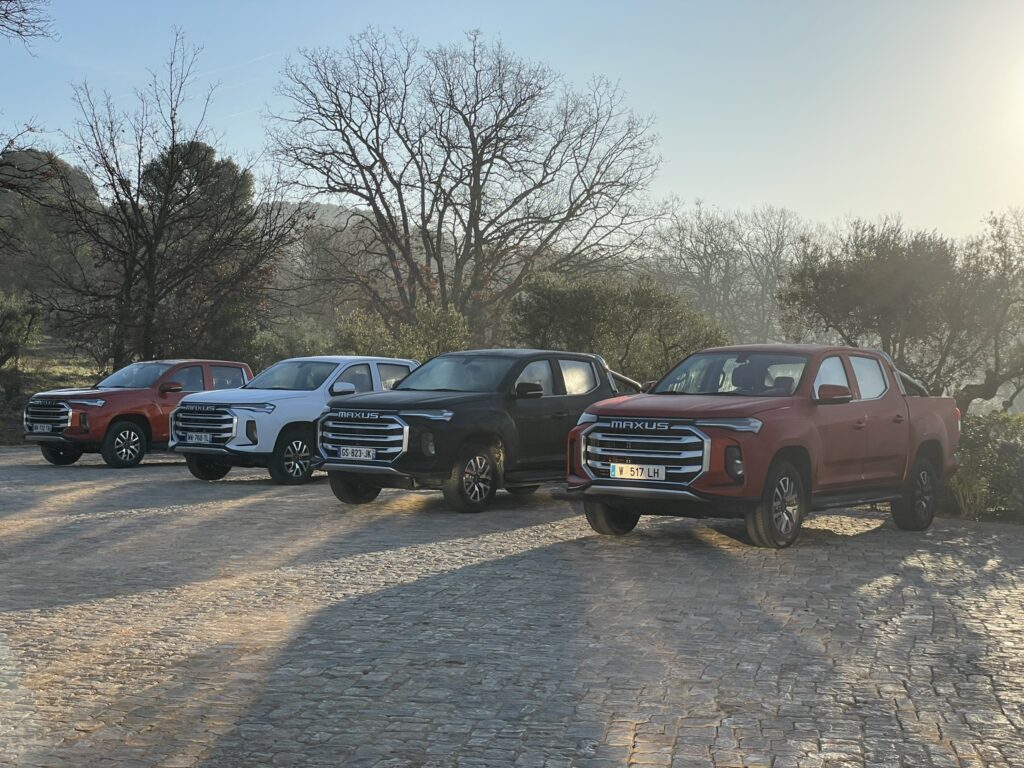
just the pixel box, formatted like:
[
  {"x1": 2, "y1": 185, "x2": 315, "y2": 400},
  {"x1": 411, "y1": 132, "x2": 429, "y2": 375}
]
[
  {"x1": 813, "y1": 356, "x2": 849, "y2": 398},
  {"x1": 176, "y1": 366, "x2": 205, "y2": 392},
  {"x1": 515, "y1": 360, "x2": 556, "y2": 396},
  {"x1": 336, "y1": 363, "x2": 373, "y2": 393},
  {"x1": 378, "y1": 363, "x2": 412, "y2": 390},
  {"x1": 211, "y1": 365, "x2": 246, "y2": 390},
  {"x1": 850, "y1": 356, "x2": 888, "y2": 400},
  {"x1": 559, "y1": 359, "x2": 598, "y2": 396}
]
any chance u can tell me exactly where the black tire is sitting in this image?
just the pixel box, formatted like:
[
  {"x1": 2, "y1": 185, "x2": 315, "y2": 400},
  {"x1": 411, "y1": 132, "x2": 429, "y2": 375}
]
[
  {"x1": 745, "y1": 460, "x2": 807, "y2": 548},
  {"x1": 891, "y1": 456, "x2": 939, "y2": 531},
  {"x1": 268, "y1": 426, "x2": 316, "y2": 485},
  {"x1": 185, "y1": 453, "x2": 231, "y2": 481},
  {"x1": 506, "y1": 485, "x2": 540, "y2": 496},
  {"x1": 584, "y1": 499, "x2": 640, "y2": 536},
  {"x1": 39, "y1": 444, "x2": 84, "y2": 466},
  {"x1": 442, "y1": 444, "x2": 500, "y2": 513},
  {"x1": 100, "y1": 420, "x2": 147, "y2": 468},
  {"x1": 328, "y1": 473, "x2": 382, "y2": 505}
]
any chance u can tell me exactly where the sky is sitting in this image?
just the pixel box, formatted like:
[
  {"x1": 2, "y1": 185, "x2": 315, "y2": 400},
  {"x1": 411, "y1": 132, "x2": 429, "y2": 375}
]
[{"x1": 2, "y1": 0, "x2": 1023, "y2": 236}]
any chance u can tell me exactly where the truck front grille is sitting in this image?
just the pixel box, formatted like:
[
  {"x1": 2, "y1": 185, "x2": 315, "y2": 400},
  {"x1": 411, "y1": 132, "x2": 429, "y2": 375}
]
[
  {"x1": 584, "y1": 421, "x2": 708, "y2": 485},
  {"x1": 24, "y1": 400, "x2": 72, "y2": 435},
  {"x1": 172, "y1": 405, "x2": 235, "y2": 445},
  {"x1": 319, "y1": 411, "x2": 408, "y2": 465}
]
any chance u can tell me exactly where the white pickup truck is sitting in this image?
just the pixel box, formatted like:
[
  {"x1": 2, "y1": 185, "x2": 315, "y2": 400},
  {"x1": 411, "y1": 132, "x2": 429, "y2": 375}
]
[{"x1": 169, "y1": 355, "x2": 418, "y2": 484}]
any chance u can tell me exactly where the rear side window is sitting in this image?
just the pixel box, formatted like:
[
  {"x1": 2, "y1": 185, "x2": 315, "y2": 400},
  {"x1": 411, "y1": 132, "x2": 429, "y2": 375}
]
[
  {"x1": 175, "y1": 366, "x2": 205, "y2": 392},
  {"x1": 336, "y1": 363, "x2": 373, "y2": 393},
  {"x1": 850, "y1": 356, "x2": 888, "y2": 400},
  {"x1": 378, "y1": 363, "x2": 412, "y2": 390},
  {"x1": 813, "y1": 356, "x2": 849, "y2": 397},
  {"x1": 211, "y1": 365, "x2": 246, "y2": 390},
  {"x1": 559, "y1": 359, "x2": 598, "y2": 395},
  {"x1": 516, "y1": 360, "x2": 556, "y2": 396}
]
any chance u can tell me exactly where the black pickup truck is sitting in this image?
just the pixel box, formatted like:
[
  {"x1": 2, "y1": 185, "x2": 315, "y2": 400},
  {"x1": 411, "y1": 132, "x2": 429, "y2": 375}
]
[{"x1": 316, "y1": 349, "x2": 634, "y2": 512}]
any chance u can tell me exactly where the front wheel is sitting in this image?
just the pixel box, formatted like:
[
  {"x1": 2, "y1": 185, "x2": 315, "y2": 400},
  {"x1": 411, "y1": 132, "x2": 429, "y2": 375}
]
[
  {"x1": 268, "y1": 426, "x2": 315, "y2": 485},
  {"x1": 891, "y1": 457, "x2": 939, "y2": 531},
  {"x1": 746, "y1": 460, "x2": 807, "y2": 548},
  {"x1": 584, "y1": 499, "x2": 640, "y2": 536},
  {"x1": 185, "y1": 453, "x2": 231, "y2": 481},
  {"x1": 328, "y1": 473, "x2": 382, "y2": 505},
  {"x1": 442, "y1": 445, "x2": 500, "y2": 513},
  {"x1": 101, "y1": 421, "x2": 147, "y2": 468},
  {"x1": 39, "y1": 444, "x2": 84, "y2": 466}
]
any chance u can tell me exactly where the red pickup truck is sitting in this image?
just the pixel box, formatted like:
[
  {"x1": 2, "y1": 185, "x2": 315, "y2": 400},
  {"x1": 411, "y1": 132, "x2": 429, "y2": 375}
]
[
  {"x1": 24, "y1": 359, "x2": 252, "y2": 468},
  {"x1": 567, "y1": 344, "x2": 960, "y2": 548}
]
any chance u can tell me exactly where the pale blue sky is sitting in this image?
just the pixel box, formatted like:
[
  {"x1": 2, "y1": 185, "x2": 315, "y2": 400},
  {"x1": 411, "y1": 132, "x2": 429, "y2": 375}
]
[{"x1": 3, "y1": 0, "x2": 1022, "y2": 235}]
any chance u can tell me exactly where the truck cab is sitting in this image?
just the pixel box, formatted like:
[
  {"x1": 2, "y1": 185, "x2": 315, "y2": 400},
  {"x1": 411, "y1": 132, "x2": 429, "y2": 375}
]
[
  {"x1": 317, "y1": 349, "x2": 633, "y2": 512},
  {"x1": 169, "y1": 356, "x2": 417, "y2": 484},
  {"x1": 567, "y1": 344, "x2": 960, "y2": 547}
]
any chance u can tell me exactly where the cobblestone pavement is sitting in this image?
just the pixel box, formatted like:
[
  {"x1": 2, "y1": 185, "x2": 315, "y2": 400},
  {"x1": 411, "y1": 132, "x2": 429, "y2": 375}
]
[{"x1": 1, "y1": 448, "x2": 1023, "y2": 768}]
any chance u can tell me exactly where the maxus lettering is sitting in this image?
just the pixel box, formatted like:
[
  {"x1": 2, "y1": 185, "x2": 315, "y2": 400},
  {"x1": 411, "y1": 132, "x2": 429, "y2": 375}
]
[
  {"x1": 607, "y1": 420, "x2": 671, "y2": 430},
  {"x1": 333, "y1": 411, "x2": 380, "y2": 420}
]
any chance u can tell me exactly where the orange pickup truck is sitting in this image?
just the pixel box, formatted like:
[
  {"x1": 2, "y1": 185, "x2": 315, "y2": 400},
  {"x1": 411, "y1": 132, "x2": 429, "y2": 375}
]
[{"x1": 567, "y1": 344, "x2": 960, "y2": 548}]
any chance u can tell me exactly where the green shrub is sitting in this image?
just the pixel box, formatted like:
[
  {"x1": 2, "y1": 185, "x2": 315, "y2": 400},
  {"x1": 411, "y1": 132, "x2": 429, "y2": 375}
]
[
  {"x1": 334, "y1": 305, "x2": 470, "y2": 362},
  {"x1": 948, "y1": 411, "x2": 1024, "y2": 521}
]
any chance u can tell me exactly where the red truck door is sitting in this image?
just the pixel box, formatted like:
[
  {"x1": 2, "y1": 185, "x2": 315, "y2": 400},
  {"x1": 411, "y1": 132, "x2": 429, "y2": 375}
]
[
  {"x1": 811, "y1": 355, "x2": 867, "y2": 489},
  {"x1": 848, "y1": 354, "x2": 910, "y2": 486},
  {"x1": 152, "y1": 364, "x2": 206, "y2": 442}
]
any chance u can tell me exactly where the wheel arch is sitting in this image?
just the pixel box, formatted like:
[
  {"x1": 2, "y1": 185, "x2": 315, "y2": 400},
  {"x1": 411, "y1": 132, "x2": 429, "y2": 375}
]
[
  {"x1": 914, "y1": 439, "x2": 943, "y2": 474},
  {"x1": 769, "y1": 445, "x2": 812, "y2": 492},
  {"x1": 108, "y1": 413, "x2": 152, "y2": 444}
]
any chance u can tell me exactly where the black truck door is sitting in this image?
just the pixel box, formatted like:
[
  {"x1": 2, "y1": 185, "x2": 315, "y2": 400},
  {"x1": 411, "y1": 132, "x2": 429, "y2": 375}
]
[{"x1": 511, "y1": 359, "x2": 566, "y2": 468}]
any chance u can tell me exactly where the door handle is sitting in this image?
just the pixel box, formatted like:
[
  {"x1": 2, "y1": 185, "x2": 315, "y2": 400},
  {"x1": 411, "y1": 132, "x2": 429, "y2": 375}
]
[
  {"x1": 893, "y1": 413, "x2": 906, "y2": 423},
  {"x1": 853, "y1": 419, "x2": 867, "y2": 430}
]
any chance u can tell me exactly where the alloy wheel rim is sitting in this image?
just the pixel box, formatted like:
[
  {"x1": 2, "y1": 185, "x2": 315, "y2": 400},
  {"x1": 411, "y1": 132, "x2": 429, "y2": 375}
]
[
  {"x1": 914, "y1": 468, "x2": 934, "y2": 518},
  {"x1": 771, "y1": 475, "x2": 800, "y2": 536},
  {"x1": 462, "y1": 455, "x2": 492, "y2": 502},
  {"x1": 114, "y1": 429, "x2": 141, "y2": 462},
  {"x1": 283, "y1": 440, "x2": 311, "y2": 478}
]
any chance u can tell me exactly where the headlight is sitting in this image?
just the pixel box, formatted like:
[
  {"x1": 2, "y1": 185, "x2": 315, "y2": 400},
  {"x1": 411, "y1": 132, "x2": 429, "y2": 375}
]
[
  {"x1": 694, "y1": 417, "x2": 763, "y2": 433},
  {"x1": 577, "y1": 412, "x2": 598, "y2": 426},
  {"x1": 232, "y1": 403, "x2": 276, "y2": 414},
  {"x1": 399, "y1": 409, "x2": 454, "y2": 421},
  {"x1": 68, "y1": 399, "x2": 105, "y2": 407}
]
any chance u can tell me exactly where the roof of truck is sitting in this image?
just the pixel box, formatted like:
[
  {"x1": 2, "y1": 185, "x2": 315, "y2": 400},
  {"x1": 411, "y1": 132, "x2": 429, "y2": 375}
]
[
  {"x1": 282, "y1": 355, "x2": 417, "y2": 364},
  {"x1": 444, "y1": 349, "x2": 599, "y2": 359},
  {"x1": 701, "y1": 343, "x2": 880, "y2": 356}
]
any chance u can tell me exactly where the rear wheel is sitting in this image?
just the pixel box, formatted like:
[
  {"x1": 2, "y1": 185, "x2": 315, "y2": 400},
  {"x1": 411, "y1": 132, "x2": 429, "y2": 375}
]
[
  {"x1": 746, "y1": 460, "x2": 807, "y2": 548},
  {"x1": 506, "y1": 485, "x2": 540, "y2": 496},
  {"x1": 328, "y1": 473, "x2": 381, "y2": 505},
  {"x1": 268, "y1": 426, "x2": 315, "y2": 485},
  {"x1": 101, "y1": 421, "x2": 147, "y2": 468},
  {"x1": 185, "y1": 453, "x2": 231, "y2": 481},
  {"x1": 39, "y1": 444, "x2": 83, "y2": 466},
  {"x1": 891, "y1": 457, "x2": 938, "y2": 531},
  {"x1": 442, "y1": 445, "x2": 499, "y2": 513},
  {"x1": 584, "y1": 500, "x2": 641, "y2": 535}
]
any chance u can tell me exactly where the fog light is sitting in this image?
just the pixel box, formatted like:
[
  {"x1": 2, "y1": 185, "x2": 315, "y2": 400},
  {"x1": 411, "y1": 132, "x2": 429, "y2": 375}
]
[
  {"x1": 79, "y1": 412, "x2": 89, "y2": 431},
  {"x1": 246, "y1": 419, "x2": 258, "y2": 443},
  {"x1": 725, "y1": 445, "x2": 744, "y2": 482},
  {"x1": 421, "y1": 431, "x2": 436, "y2": 456}
]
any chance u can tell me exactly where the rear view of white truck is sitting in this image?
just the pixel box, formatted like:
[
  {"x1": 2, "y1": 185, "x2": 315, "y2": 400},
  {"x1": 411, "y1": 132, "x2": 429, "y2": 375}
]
[{"x1": 170, "y1": 356, "x2": 417, "y2": 484}]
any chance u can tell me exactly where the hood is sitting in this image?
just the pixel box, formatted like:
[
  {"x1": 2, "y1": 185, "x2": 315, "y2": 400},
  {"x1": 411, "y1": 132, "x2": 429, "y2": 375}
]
[
  {"x1": 180, "y1": 388, "x2": 308, "y2": 406},
  {"x1": 326, "y1": 389, "x2": 493, "y2": 410},
  {"x1": 32, "y1": 387, "x2": 136, "y2": 401},
  {"x1": 589, "y1": 393, "x2": 792, "y2": 419}
]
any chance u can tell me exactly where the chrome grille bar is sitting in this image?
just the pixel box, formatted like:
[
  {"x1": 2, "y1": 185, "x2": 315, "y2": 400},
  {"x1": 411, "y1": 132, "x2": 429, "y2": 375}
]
[
  {"x1": 24, "y1": 401, "x2": 72, "y2": 435},
  {"x1": 172, "y1": 406, "x2": 236, "y2": 446},
  {"x1": 583, "y1": 421, "x2": 709, "y2": 485},
  {"x1": 318, "y1": 412, "x2": 408, "y2": 465}
]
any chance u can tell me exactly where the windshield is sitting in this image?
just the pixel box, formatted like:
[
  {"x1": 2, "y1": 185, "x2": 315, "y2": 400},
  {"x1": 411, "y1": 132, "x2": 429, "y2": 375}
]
[
  {"x1": 395, "y1": 355, "x2": 517, "y2": 393},
  {"x1": 244, "y1": 361, "x2": 338, "y2": 391},
  {"x1": 655, "y1": 352, "x2": 808, "y2": 397},
  {"x1": 97, "y1": 362, "x2": 173, "y2": 389}
]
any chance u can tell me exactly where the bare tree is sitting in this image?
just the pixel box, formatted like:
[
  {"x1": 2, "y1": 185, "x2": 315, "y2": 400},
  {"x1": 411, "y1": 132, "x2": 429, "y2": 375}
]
[
  {"x1": 271, "y1": 29, "x2": 661, "y2": 337},
  {"x1": 732, "y1": 206, "x2": 802, "y2": 343},
  {"x1": 24, "y1": 31, "x2": 304, "y2": 367},
  {"x1": 0, "y1": 0, "x2": 53, "y2": 46}
]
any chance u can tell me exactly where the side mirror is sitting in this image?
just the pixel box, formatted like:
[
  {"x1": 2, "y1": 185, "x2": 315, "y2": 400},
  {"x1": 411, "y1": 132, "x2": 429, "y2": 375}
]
[
  {"x1": 330, "y1": 381, "x2": 357, "y2": 397},
  {"x1": 515, "y1": 382, "x2": 544, "y2": 399},
  {"x1": 160, "y1": 381, "x2": 183, "y2": 394},
  {"x1": 640, "y1": 381, "x2": 657, "y2": 393},
  {"x1": 814, "y1": 384, "x2": 853, "y2": 404}
]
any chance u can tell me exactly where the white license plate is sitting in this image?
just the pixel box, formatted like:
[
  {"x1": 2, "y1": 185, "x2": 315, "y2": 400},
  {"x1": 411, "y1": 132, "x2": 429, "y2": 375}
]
[
  {"x1": 338, "y1": 446, "x2": 376, "y2": 460},
  {"x1": 32, "y1": 424, "x2": 50, "y2": 433},
  {"x1": 185, "y1": 432, "x2": 211, "y2": 444},
  {"x1": 609, "y1": 463, "x2": 664, "y2": 481}
]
